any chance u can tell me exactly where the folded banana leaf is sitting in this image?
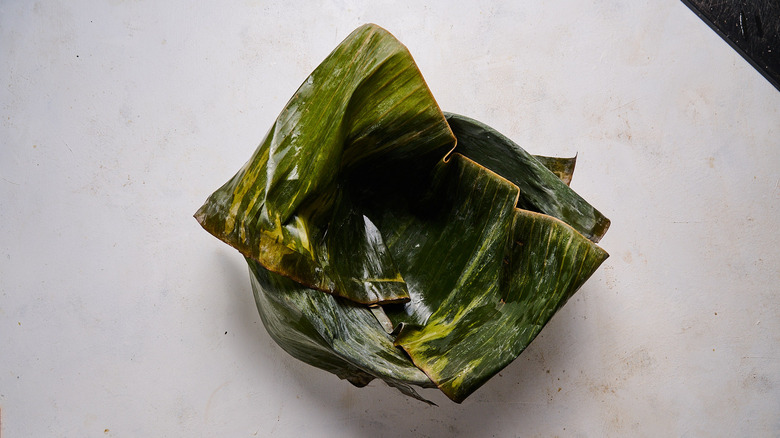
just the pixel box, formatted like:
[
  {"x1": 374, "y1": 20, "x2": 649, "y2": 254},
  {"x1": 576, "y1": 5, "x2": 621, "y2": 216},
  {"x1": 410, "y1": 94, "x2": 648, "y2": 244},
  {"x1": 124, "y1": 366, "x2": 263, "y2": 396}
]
[
  {"x1": 196, "y1": 23, "x2": 610, "y2": 404},
  {"x1": 531, "y1": 155, "x2": 576, "y2": 186}
]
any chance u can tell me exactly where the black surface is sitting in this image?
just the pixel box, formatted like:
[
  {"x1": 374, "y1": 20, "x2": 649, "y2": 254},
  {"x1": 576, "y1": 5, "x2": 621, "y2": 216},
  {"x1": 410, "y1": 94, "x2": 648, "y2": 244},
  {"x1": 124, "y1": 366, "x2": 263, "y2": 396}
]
[{"x1": 682, "y1": 0, "x2": 780, "y2": 91}]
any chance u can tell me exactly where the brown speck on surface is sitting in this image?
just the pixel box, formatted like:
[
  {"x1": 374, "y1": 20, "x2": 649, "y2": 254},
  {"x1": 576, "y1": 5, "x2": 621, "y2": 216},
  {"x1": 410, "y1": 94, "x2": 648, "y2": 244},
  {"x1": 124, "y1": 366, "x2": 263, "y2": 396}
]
[{"x1": 104, "y1": 429, "x2": 109, "y2": 434}]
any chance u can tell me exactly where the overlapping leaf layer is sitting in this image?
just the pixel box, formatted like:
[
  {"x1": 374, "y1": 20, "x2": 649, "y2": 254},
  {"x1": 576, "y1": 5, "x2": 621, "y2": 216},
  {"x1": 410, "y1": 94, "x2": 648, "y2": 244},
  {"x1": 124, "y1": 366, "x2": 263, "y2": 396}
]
[{"x1": 196, "y1": 24, "x2": 610, "y2": 403}]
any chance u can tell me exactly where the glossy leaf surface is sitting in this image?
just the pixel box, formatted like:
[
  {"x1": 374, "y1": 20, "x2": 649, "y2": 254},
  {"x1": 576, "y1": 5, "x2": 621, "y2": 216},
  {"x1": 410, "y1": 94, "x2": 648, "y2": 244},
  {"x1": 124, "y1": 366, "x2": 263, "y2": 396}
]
[
  {"x1": 445, "y1": 113, "x2": 610, "y2": 243},
  {"x1": 195, "y1": 24, "x2": 455, "y2": 305},
  {"x1": 196, "y1": 23, "x2": 610, "y2": 404},
  {"x1": 247, "y1": 257, "x2": 436, "y2": 403},
  {"x1": 364, "y1": 153, "x2": 608, "y2": 402}
]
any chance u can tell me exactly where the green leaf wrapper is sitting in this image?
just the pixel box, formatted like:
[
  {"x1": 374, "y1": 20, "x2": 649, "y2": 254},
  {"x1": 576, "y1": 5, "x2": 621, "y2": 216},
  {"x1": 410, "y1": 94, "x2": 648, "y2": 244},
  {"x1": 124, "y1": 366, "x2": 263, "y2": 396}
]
[
  {"x1": 195, "y1": 23, "x2": 456, "y2": 305},
  {"x1": 196, "y1": 23, "x2": 610, "y2": 403}
]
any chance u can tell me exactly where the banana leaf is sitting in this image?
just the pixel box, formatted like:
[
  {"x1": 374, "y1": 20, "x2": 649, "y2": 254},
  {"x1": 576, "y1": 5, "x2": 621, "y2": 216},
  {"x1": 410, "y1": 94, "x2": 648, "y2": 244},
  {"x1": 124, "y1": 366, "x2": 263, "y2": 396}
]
[
  {"x1": 247, "y1": 257, "x2": 437, "y2": 404},
  {"x1": 196, "y1": 23, "x2": 610, "y2": 403},
  {"x1": 194, "y1": 23, "x2": 456, "y2": 305},
  {"x1": 532, "y1": 155, "x2": 577, "y2": 186},
  {"x1": 445, "y1": 113, "x2": 609, "y2": 243}
]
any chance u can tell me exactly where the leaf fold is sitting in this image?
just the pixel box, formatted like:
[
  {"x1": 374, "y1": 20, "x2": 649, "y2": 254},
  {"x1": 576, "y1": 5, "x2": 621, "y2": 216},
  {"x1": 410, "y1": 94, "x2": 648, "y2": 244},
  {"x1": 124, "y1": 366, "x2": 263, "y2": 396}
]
[{"x1": 196, "y1": 23, "x2": 610, "y2": 404}]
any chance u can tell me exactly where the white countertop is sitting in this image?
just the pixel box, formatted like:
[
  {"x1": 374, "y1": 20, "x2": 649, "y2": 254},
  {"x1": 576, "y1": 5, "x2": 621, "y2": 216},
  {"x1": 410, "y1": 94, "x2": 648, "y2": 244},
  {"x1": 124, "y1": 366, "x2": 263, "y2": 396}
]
[{"x1": 2, "y1": 1, "x2": 778, "y2": 436}]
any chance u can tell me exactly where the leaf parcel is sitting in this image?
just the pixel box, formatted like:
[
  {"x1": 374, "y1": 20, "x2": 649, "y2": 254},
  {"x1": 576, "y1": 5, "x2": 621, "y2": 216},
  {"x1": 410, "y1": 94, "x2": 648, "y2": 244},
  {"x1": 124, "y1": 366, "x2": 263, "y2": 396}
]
[{"x1": 195, "y1": 23, "x2": 610, "y2": 404}]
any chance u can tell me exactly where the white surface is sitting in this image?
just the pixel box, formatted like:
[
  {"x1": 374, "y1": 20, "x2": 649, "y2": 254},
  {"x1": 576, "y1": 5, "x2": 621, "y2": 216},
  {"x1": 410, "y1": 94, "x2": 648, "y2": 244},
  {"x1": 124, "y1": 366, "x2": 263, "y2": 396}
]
[{"x1": 2, "y1": 1, "x2": 779, "y2": 436}]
